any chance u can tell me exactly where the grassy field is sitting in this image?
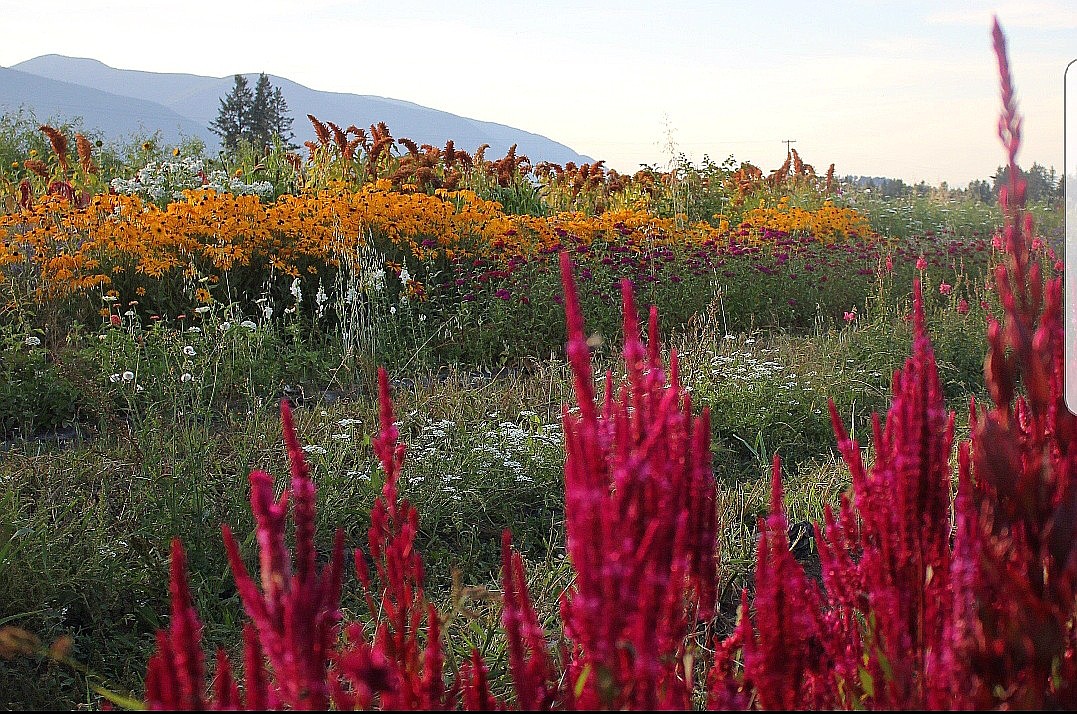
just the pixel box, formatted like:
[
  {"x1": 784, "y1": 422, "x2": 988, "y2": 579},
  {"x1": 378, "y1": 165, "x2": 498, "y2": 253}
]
[{"x1": 0, "y1": 113, "x2": 1065, "y2": 707}]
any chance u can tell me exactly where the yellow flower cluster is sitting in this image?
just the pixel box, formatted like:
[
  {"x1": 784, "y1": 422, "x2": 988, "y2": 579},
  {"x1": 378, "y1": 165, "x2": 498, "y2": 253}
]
[
  {"x1": 0, "y1": 186, "x2": 500, "y2": 299},
  {"x1": 0, "y1": 186, "x2": 866, "y2": 304},
  {"x1": 0, "y1": 192, "x2": 679, "y2": 299},
  {"x1": 739, "y1": 198, "x2": 873, "y2": 243}
]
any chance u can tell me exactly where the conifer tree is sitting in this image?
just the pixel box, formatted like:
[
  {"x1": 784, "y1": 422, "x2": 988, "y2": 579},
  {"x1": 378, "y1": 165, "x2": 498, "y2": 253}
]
[
  {"x1": 209, "y1": 74, "x2": 253, "y2": 152},
  {"x1": 210, "y1": 73, "x2": 294, "y2": 154},
  {"x1": 267, "y1": 85, "x2": 295, "y2": 149}
]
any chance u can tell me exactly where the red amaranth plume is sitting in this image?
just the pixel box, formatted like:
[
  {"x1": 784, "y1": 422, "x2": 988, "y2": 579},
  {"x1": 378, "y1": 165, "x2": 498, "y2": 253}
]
[{"x1": 38, "y1": 124, "x2": 69, "y2": 174}]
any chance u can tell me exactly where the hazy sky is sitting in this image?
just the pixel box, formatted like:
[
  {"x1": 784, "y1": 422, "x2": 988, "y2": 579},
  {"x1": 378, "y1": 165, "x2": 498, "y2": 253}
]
[{"x1": 1, "y1": 1, "x2": 1074, "y2": 186}]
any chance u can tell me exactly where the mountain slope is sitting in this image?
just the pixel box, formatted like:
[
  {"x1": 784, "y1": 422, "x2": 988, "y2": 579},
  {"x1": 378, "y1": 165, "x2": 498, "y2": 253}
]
[
  {"x1": 0, "y1": 66, "x2": 212, "y2": 145},
  {"x1": 8, "y1": 55, "x2": 593, "y2": 165}
]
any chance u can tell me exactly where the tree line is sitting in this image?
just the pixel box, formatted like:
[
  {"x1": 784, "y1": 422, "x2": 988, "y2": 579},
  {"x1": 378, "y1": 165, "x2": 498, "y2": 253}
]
[{"x1": 845, "y1": 164, "x2": 1062, "y2": 205}]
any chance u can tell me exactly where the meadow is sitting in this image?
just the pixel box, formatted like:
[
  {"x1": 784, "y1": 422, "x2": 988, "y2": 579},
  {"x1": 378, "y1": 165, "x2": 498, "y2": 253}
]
[{"x1": 0, "y1": 24, "x2": 1074, "y2": 709}]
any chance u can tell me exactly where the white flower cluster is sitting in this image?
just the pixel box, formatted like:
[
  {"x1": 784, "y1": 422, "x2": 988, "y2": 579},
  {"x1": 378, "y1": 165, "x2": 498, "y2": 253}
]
[
  {"x1": 405, "y1": 415, "x2": 563, "y2": 496},
  {"x1": 360, "y1": 267, "x2": 386, "y2": 294},
  {"x1": 110, "y1": 157, "x2": 274, "y2": 205}
]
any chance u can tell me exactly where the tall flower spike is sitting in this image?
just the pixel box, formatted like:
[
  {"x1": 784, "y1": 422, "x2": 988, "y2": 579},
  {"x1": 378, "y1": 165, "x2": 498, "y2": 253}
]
[
  {"x1": 740, "y1": 456, "x2": 835, "y2": 710},
  {"x1": 557, "y1": 253, "x2": 717, "y2": 709},
  {"x1": 947, "y1": 19, "x2": 1077, "y2": 708},
  {"x1": 341, "y1": 367, "x2": 449, "y2": 710},
  {"x1": 500, "y1": 530, "x2": 558, "y2": 710},
  {"x1": 145, "y1": 539, "x2": 206, "y2": 710},
  {"x1": 218, "y1": 400, "x2": 345, "y2": 709}
]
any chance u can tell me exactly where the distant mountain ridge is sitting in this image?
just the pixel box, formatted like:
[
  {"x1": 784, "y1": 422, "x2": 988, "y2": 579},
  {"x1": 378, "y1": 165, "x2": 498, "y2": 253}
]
[{"x1": 1, "y1": 55, "x2": 593, "y2": 166}]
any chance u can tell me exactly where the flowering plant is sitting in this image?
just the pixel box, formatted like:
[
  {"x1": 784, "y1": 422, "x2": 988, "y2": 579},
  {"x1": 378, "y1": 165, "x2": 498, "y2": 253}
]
[{"x1": 92, "y1": 18, "x2": 1077, "y2": 711}]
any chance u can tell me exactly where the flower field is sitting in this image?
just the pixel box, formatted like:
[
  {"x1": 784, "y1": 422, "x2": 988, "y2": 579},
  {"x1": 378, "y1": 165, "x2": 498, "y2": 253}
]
[{"x1": 0, "y1": 19, "x2": 1073, "y2": 710}]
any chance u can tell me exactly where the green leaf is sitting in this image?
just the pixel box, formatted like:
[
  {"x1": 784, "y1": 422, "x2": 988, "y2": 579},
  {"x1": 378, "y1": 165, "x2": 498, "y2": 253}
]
[
  {"x1": 858, "y1": 667, "x2": 874, "y2": 699},
  {"x1": 574, "y1": 663, "x2": 592, "y2": 699}
]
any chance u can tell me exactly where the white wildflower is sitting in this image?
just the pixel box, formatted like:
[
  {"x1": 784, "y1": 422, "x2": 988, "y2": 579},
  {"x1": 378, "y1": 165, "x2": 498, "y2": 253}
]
[
  {"x1": 183, "y1": 345, "x2": 197, "y2": 356},
  {"x1": 122, "y1": 371, "x2": 135, "y2": 382},
  {"x1": 24, "y1": 336, "x2": 41, "y2": 347}
]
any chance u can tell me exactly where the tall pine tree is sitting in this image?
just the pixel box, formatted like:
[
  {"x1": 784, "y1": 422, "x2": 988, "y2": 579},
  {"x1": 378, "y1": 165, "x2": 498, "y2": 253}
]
[
  {"x1": 209, "y1": 74, "x2": 253, "y2": 152},
  {"x1": 267, "y1": 85, "x2": 295, "y2": 150}
]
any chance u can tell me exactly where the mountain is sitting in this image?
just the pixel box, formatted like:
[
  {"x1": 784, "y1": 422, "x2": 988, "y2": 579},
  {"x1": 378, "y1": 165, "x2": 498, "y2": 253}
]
[
  {"x1": 0, "y1": 65, "x2": 210, "y2": 145},
  {"x1": 2, "y1": 55, "x2": 593, "y2": 165}
]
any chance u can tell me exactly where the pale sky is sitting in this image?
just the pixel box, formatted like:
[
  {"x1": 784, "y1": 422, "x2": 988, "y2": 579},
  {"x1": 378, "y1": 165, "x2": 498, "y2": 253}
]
[{"x1": 1, "y1": 1, "x2": 1074, "y2": 186}]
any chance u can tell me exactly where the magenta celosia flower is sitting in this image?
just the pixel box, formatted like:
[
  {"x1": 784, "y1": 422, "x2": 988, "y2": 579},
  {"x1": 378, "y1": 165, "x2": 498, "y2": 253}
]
[
  {"x1": 146, "y1": 399, "x2": 347, "y2": 711},
  {"x1": 916, "y1": 256, "x2": 927, "y2": 270},
  {"x1": 714, "y1": 20, "x2": 1075, "y2": 711},
  {"x1": 553, "y1": 251, "x2": 716, "y2": 709},
  {"x1": 957, "y1": 298, "x2": 970, "y2": 314},
  {"x1": 342, "y1": 368, "x2": 454, "y2": 711},
  {"x1": 496, "y1": 252, "x2": 717, "y2": 710},
  {"x1": 939, "y1": 281, "x2": 952, "y2": 295}
]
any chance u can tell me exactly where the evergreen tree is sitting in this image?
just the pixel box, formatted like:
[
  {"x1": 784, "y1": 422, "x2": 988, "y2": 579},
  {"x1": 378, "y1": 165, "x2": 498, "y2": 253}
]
[
  {"x1": 250, "y1": 73, "x2": 274, "y2": 151},
  {"x1": 209, "y1": 74, "x2": 253, "y2": 152},
  {"x1": 267, "y1": 85, "x2": 295, "y2": 149},
  {"x1": 210, "y1": 73, "x2": 294, "y2": 154},
  {"x1": 991, "y1": 162, "x2": 1060, "y2": 205}
]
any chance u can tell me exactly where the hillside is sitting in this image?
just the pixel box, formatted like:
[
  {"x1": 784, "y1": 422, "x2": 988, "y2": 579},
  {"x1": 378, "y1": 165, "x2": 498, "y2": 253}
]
[{"x1": 2, "y1": 55, "x2": 593, "y2": 164}]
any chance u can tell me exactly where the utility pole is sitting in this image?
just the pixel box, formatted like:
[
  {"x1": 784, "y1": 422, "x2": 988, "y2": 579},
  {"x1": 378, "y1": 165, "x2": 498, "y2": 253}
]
[{"x1": 782, "y1": 138, "x2": 797, "y2": 156}]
